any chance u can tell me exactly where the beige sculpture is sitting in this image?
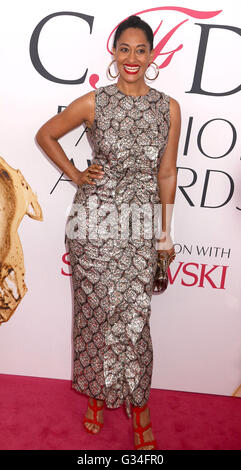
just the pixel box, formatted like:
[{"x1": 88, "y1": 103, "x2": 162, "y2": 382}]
[
  {"x1": 232, "y1": 384, "x2": 241, "y2": 398},
  {"x1": 0, "y1": 156, "x2": 43, "y2": 324}
]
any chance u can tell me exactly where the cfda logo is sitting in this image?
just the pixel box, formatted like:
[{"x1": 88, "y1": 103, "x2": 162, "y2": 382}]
[{"x1": 29, "y1": 6, "x2": 241, "y2": 96}]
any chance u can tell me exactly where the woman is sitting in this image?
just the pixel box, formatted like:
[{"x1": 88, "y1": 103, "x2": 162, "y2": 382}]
[{"x1": 36, "y1": 15, "x2": 181, "y2": 450}]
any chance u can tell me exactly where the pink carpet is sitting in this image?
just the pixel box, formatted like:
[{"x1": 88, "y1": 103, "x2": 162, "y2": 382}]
[{"x1": 1, "y1": 373, "x2": 240, "y2": 450}]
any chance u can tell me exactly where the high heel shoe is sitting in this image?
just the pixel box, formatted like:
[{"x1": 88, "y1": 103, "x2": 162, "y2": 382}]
[
  {"x1": 83, "y1": 398, "x2": 104, "y2": 434},
  {"x1": 132, "y1": 403, "x2": 158, "y2": 450}
]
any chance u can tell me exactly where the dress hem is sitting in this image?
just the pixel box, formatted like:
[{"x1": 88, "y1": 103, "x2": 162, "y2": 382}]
[{"x1": 72, "y1": 382, "x2": 135, "y2": 419}]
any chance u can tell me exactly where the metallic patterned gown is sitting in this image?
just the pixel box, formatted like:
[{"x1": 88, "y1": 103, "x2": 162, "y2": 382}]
[{"x1": 65, "y1": 83, "x2": 170, "y2": 419}]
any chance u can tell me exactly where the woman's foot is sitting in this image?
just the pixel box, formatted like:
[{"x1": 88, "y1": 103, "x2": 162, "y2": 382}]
[
  {"x1": 132, "y1": 404, "x2": 157, "y2": 450},
  {"x1": 84, "y1": 397, "x2": 104, "y2": 433}
]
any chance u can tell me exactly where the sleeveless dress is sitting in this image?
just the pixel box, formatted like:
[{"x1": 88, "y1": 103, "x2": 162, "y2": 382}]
[{"x1": 65, "y1": 82, "x2": 170, "y2": 419}]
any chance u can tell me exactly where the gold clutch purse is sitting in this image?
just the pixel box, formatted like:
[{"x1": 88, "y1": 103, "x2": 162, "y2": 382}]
[{"x1": 152, "y1": 248, "x2": 176, "y2": 295}]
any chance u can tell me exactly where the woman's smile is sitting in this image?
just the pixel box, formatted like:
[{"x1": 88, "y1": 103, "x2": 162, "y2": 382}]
[{"x1": 123, "y1": 64, "x2": 141, "y2": 74}]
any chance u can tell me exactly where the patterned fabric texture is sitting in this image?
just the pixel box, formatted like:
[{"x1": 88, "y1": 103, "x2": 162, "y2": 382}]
[{"x1": 65, "y1": 83, "x2": 170, "y2": 419}]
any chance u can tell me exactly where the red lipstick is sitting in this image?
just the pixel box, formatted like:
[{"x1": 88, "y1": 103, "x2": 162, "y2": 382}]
[{"x1": 123, "y1": 64, "x2": 140, "y2": 75}]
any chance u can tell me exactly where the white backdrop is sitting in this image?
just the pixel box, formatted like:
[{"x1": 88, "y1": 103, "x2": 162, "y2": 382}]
[{"x1": 0, "y1": 0, "x2": 241, "y2": 399}]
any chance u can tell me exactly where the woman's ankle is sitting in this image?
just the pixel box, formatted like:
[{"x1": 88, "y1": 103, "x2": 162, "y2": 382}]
[
  {"x1": 132, "y1": 404, "x2": 151, "y2": 427},
  {"x1": 89, "y1": 397, "x2": 104, "y2": 406}
]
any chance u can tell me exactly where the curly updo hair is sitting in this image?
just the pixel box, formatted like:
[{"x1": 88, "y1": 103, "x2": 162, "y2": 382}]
[{"x1": 113, "y1": 15, "x2": 154, "y2": 51}]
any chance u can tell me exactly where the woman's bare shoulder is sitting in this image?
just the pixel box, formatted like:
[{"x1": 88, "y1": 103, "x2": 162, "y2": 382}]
[
  {"x1": 68, "y1": 90, "x2": 95, "y2": 129},
  {"x1": 169, "y1": 95, "x2": 181, "y2": 112},
  {"x1": 169, "y1": 95, "x2": 181, "y2": 127},
  {"x1": 36, "y1": 90, "x2": 97, "y2": 140}
]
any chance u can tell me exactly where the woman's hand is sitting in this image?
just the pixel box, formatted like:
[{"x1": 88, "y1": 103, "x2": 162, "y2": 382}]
[
  {"x1": 75, "y1": 164, "x2": 104, "y2": 186},
  {"x1": 157, "y1": 245, "x2": 176, "y2": 264},
  {"x1": 156, "y1": 233, "x2": 176, "y2": 264}
]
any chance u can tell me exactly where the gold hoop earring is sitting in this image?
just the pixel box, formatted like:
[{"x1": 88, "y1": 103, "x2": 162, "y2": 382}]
[
  {"x1": 144, "y1": 61, "x2": 159, "y2": 81},
  {"x1": 107, "y1": 59, "x2": 120, "y2": 79}
]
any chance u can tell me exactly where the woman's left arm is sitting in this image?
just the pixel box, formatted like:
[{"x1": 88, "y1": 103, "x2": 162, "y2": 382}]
[{"x1": 157, "y1": 96, "x2": 181, "y2": 253}]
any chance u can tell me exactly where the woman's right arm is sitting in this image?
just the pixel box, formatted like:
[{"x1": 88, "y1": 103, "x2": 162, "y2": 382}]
[{"x1": 35, "y1": 91, "x2": 95, "y2": 185}]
